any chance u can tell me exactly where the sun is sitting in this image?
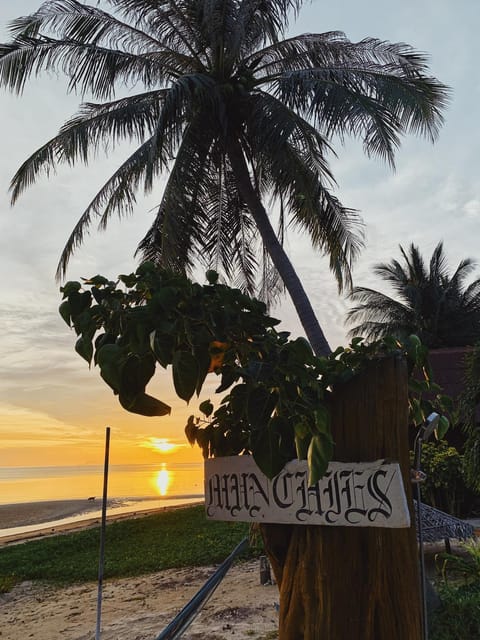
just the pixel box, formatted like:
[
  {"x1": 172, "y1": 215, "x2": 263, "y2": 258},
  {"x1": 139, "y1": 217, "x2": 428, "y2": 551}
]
[{"x1": 148, "y1": 438, "x2": 178, "y2": 453}]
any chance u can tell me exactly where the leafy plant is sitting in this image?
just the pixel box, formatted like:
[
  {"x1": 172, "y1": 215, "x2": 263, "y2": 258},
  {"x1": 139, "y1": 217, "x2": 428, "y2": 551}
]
[
  {"x1": 430, "y1": 582, "x2": 480, "y2": 640},
  {"x1": 0, "y1": 574, "x2": 17, "y2": 594},
  {"x1": 60, "y1": 266, "x2": 451, "y2": 485},
  {"x1": 413, "y1": 441, "x2": 467, "y2": 516},
  {"x1": 0, "y1": 505, "x2": 254, "y2": 588},
  {"x1": 437, "y1": 539, "x2": 480, "y2": 586},
  {"x1": 456, "y1": 343, "x2": 480, "y2": 492}
]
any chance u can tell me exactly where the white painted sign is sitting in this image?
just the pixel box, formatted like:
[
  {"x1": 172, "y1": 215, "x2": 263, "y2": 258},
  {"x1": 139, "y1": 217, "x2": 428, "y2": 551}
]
[{"x1": 205, "y1": 456, "x2": 410, "y2": 528}]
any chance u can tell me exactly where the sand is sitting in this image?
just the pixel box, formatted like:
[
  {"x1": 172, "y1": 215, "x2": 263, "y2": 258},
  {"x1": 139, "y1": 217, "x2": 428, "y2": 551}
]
[
  {"x1": 0, "y1": 499, "x2": 203, "y2": 545},
  {"x1": 0, "y1": 499, "x2": 110, "y2": 530},
  {"x1": 0, "y1": 559, "x2": 279, "y2": 640},
  {"x1": 0, "y1": 501, "x2": 279, "y2": 640}
]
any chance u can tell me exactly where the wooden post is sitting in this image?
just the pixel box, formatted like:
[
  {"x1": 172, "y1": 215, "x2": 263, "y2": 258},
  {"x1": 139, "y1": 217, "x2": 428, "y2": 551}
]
[{"x1": 261, "y1": 356, "x2": 422, "y2": 639}]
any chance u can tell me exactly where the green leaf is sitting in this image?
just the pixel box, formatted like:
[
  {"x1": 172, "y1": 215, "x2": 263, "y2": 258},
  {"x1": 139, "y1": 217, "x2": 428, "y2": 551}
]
[
  {"x1": 185, "y1": 415, "x2": 198, "y2": 445},
  {"x1": 119, "y1": 392, "x2": 171, "y2": 416},
  {"x1": 118, "y1": 273, "x2": 137, "y2": 287},
  {"x1": 252, "y1": 422, "x2": 285, "y2": 479},
  {"x1": 313, "y1": 405, "x2": 330, "y2": 435},
  {"x1": 290, "y1": 337, "x2": 314, "y2": 362},
  {"x1": 120, "y1": 354, "x2": 156, "y2": 397},
  {"x1": 136, "y1": 261, "x2": 156, "y2": 276},
  {"x1": 193, "y1": 344, "x2": 211, "y2": 396},
  {"x1": 295, "y1": 434, "x2": 310, "y2": 460},
  {"x1": 96, "y1": 343, "x2": 125, "y2": 392},
  {"x1": 435, "y1": 415, "x2": 450, "y2": 440},
  {"x1": 270, "y1": 415, "x2": 294, "y2": 458},
  {"x1": 215, "y1": 367, "x2": 239, "y2": 393},
  {"x1": 409, "y1": 397, "x2": 424, "y2": 426},
  {"x1": 172, "y1": 351, "x2": 199, "y2": 403},
  {"x1": 247, "y1": 386, "x2": 279, "y2": 429},
  {"x1": 294, "y1": 421, "x2": 311, "y2": 460},
  {"x1": 307, "y1": 434, "x2": 334, "y2": 486},
  {"x1": 199, "y1": 399, "x2": 214, "y2": 417},
  {"x1": 294, "y1": 421, "x2": 309, "y2": 439},
  {"x1": 152, "y1": 287, "x2": 181, "y2": 312},
  {"x1": 206, "y1": 270, "x2": 219, "y2": 285},
  {"x1": 68, "y1": 290, "x2": 92, "y2": 317},
  {"x1": 438, "y1": 394, "x2": 454, "y2": 412},
  {"x1": 97, "y1": 343, "x2": 124, "y2": 367},
  {"x1": 59, "y1": 300, "x2": 71, "y2": 326},
  {"x1": 60, "y1": 281, "x2": 81, "y2": 296},
  {"x1": 75, "y1": 335, "x2": 93, "y2": 365},
  {"x1": 72, "y1": 310, "x2": 96, "y2": 338},
  {"x1": 151, "y1": 332, "x2": 174, "y2": 368},
  {"x1": 82, "y1": 275, "x2": 110, "y2": 286}
]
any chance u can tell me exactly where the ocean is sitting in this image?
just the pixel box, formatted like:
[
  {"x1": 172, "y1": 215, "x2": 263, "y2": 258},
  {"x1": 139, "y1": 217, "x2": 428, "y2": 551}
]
[
  {"x1": 0, "y1": 462, "x2": 204, "y2": 505},
  {"x1": 0, "y1": 462, "x2": 205, "y2": 537}
]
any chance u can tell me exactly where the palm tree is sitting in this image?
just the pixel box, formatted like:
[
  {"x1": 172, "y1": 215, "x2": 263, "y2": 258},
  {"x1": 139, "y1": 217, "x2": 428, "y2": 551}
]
[
  {"x1": 0, "y1": 0, "x2": 449, "y2": 356},
  {"x1": 347, "y1": 242, "x2": 480, "y2": 347}
]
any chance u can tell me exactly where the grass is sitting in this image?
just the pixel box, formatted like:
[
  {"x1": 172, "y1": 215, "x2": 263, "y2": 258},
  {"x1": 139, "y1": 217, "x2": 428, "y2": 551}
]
[
  {"x1": 429, "y1": 540, "x2": 480, "y2": 639},
  {"x1": 0, "y1": 504, "x2": 257, "y2": 591},
  {"x1": 430, "y1": 582, "x2": 480, "y2": 640},
  {"x1": 3, "y1": 506, "x2": 479, "y2": 640}
]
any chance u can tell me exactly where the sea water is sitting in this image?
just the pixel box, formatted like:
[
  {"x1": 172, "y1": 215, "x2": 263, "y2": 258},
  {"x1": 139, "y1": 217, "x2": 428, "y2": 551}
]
[
  {"x1": 0, "y1": 462, "x2": 204, "y2": 537},
  {"x1": 0, "y1": 462, "x2": 204, "y2": 505}
]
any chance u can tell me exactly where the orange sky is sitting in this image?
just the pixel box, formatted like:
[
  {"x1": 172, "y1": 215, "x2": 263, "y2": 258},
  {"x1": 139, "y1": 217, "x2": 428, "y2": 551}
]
[
  {"x1": 0, "y1": 366, "x2": 217, "y2": 468},
  {"x1": 1, "y1": 1, "x2": 479, "y2": 471}
]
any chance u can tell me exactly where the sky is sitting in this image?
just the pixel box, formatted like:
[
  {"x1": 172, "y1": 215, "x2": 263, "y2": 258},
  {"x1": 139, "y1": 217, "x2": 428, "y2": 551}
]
[{"x1": 0, "y1": 0, "x2": 479, "y2": 468}]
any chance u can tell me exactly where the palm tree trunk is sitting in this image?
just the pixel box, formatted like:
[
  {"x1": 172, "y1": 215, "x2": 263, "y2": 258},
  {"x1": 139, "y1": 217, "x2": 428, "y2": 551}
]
[
  {"x1": 226, "y1": 138, "x2": 331, "y2": 357},
  {"x1": 261, "y1": 356, "x2": 422, "y2": 639}
]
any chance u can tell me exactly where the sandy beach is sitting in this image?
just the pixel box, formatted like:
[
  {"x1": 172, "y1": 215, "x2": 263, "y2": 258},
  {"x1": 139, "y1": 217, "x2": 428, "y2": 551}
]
[
  {"x1": 0, "y1": 500, "x2": 279, "y2": 639},
  {"x1": 0, "y1": 558, "x2": 279, "y2": 640},
  {"x1": 0, "y1": 498, "x2": 203, "y2": 545},
  {"x1": 0, "y1": 499, "x2": 112, "y2": 531}
]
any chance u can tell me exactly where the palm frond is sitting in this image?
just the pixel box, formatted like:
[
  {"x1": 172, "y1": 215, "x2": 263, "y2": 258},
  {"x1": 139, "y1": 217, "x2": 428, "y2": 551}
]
[
  {"x1": 10, "y1": 90, "x2": 164, "y2": 204},
  {"x1": 146, "y1": 73, "x2": 220, "y2": 190},
  {"x1": 8, "y1": 0, "x2": 163, "y2": 51},
  {"x1": 234, "y1": 0, "x2": 302, "y2": 54},
  {"x1": 347, "y1": 243, "x2": 480, "y2": 347},
  {"x1": 136, "y1": 112, "x2": 216, "y2": 272},
  {"x1": 243, "y1": 92, "x2": 363, "y2": 291},
  {"x1": 56, "y1": 136, "x2": 159, "y2": 279}
]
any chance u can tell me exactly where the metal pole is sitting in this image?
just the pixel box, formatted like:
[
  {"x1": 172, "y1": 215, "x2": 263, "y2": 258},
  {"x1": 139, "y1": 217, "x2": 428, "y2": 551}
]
[
  {"x1": 95, "y1": 426, "x2": 111, "y2": 640},
  {"x1": 414, "y1": 443, "x2": 428, "y2": 640},
  {"x1": 412, "y1": 413, "x2": 439, "y2": 640}
]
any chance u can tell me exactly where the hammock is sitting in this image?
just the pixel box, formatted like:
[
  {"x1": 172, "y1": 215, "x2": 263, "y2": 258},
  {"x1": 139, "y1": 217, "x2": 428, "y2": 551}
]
[
  {"x1": 155, "y1": 537, "x2": 248, "y2": 640},
  {"x1": 414, "y1": 501, "x2": 474, "y2": 543}
]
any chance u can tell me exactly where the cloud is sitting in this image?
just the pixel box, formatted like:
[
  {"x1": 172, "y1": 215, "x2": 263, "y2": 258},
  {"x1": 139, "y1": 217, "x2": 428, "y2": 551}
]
[
  {"x1": 1, "y1": 0, "x2": 480, "y2": 467},
  {"x1": 463, "y1": 200, "x2": 480, "y2": 218},
  {"x1": 0, "y1": 402, "x2": 98, "y2": 446}
]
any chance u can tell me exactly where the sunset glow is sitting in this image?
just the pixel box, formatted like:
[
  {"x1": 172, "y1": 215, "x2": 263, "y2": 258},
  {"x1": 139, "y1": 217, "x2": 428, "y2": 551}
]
[
  {"x1": 155, "y1": 465, "x2": 171, "y2": 496},
  {"x1": 144, "y1": 437, "x2": 182, "y2": 454}
]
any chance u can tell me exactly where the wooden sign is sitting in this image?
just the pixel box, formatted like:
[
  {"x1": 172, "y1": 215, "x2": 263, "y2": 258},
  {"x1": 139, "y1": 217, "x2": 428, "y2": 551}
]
[{"x1": 205, "y1": 456, "x2": 410, "y2": 528}]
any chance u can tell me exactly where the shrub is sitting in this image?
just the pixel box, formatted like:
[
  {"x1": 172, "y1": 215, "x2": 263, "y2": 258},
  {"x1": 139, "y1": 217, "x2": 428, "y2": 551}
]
[
  {"x1": 436, "y1": 539, "x2": 480, "y2": 586},
  {"x1": 413, "y1": 441, "x2": 469, "y2": 516},
  {"x1": 430, "y1": 582, "x2": 480, "y2": 640}
]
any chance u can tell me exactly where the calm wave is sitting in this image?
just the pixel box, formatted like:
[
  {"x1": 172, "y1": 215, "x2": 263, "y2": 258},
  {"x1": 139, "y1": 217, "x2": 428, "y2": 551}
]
[{"x1": 0, "y1": 462, "x2": 205, "y2": 505}]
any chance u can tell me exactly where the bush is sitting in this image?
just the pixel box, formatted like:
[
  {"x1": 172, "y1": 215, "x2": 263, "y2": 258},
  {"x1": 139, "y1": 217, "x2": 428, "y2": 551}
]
[
  {"x1": 412, "y1": 440, "x2": 472, "y2": 516},
  {"x1": 436, "y1": 539, "x2": 480, "y2": 586},
  {"x1": 430, "y1": 582, "x2": 480, "y2": 640}
]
